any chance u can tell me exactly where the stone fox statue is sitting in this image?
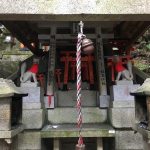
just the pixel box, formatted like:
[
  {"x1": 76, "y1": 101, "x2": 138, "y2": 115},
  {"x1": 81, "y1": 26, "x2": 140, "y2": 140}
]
[
  {"x1": 113, "y1": 56, "x2": 133, "y2": 81},
  {"x1": 20, "y1": 58, "x2": 39, "y2": 83}
]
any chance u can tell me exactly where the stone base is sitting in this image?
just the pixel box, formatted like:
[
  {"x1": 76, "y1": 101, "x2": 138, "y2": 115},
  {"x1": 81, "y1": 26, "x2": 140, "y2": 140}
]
[
  {"x1": 110, "y1": 100, "x2": 135, "y2": 108},
  {"x1": 0, "y1": 124, "x2": 24, "y2": 139},
  {"x1": 17, "y1": 131, "x2": 41, "y2": 150},
  {"x1": 109, "y1": 107, "x2": 135, "y2": 128},
  {"x1": 20, "y1": 86, "x2": 44, "y2": 103},
  {"x1": 110, "y1": 84, "x2": 140, "y2": 101},
  {"x1": 48, "y1": 107, "x2": 107, "y2": 124},
  {"x1": 57, "y1": 90, "x2": 97, "y2": 107},
  {"x1": 23, "y1": 109, "x2": 45, "y2": 129},
  {"x1": 115, "y1": 130, "x2": 143, "y2": 150}
]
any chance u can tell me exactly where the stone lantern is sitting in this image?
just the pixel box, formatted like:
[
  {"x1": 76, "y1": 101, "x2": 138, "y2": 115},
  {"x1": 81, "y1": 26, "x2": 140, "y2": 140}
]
[
  {"x1": 0, "y1": 78, "x2": 26, "y2": 147},
  {"x1": 131, "y1": 78, "x2": 150, "y2": 150}
]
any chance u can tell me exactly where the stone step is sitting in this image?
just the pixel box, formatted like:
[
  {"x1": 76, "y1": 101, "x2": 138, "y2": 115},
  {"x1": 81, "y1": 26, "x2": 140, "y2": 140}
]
[
  {"x1": 48, "y1": 107, "x2": 107, "y2": 124},
  {"x1": 41, "y1": 124, "x2": 115, "y2": 138},
  {"x1": 56, "y1": 90, "x2": 98, "y2": 107}
]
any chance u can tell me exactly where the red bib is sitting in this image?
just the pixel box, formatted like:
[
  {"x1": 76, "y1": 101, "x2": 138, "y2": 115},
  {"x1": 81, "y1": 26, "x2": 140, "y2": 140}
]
[
  {"x1": 28, "y1": 64, "x2": 39, "y2": 74},
  {"x1": 115, "y1": 62, "x2": 125, "y2": 72}
]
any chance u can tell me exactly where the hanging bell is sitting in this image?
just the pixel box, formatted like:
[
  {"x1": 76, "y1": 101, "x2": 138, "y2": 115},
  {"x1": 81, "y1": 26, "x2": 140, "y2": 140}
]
[{"x1": 82, "y1": 38, "x2": 94, "y2": 54}]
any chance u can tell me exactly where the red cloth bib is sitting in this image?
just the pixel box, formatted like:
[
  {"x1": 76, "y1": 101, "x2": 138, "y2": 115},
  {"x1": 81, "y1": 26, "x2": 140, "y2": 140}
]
[
  {"x1": 115, "y1": 62, "x2": 125, "y2": 72},
  {"x1": 28, "y1": 64, "x2": 39, "y2": 74}
]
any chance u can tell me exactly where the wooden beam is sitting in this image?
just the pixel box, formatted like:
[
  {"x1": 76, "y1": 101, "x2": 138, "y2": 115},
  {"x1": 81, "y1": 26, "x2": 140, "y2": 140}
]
[
  {"x1": 115, "y1": 21, "x2": 150, "y2": 49},
  {"x1": 1, "y1": 21, "x2": 42, "y2": 56}
]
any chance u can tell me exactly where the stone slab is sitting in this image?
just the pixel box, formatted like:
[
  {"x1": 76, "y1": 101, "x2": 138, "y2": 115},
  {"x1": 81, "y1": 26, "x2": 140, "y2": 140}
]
[
  {"x1": 115, "y1": 130, "x2": 143, "y2": 150},
  {"x1": 110, "y1": 84, "x2": 140, "y2": 101},
  {"x1": 17, "y1": 131, "x2": 41, "y2": 150},
  {"x1": 0, "y1": 119, "x2": 11, "y2": 130},
  {"x1": 110, "y1": 100, "x2": 135, "y2": 108},
  {"x1": 0, "y1": 124, "x2": 24, "y2": 139},
  {"x1": 22, "y1": 109, "x2": 45, "y2": 129},
  {"x1": 23, "y1": 102, "x2": 42, "y2": 109},
  {"x1": 116, "y1": 80, "x2": 133, "y2": 85},
  {"x1": 41, "y1": 124, "x2": 115, "y2": 138},
  {"x1": 48, "y1": 107, "x2": 107, "y2": 124},
  {"x1": 57, "y1": 90, "x2": 97, "y2": 107},
  {"x1": 20, "y1": 87, "x2": 44, "y2": 103},
  {"x1": 109, "y1": 107, "x2": 135, "y2": 128},
  {"x1": 0, "y1": 0, "x2": 149, "y2": 15}
]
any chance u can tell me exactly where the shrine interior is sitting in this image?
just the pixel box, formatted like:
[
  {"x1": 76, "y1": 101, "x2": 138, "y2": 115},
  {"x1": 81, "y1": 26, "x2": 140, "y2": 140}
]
[{"x1": 0, "y1": 20, "x2": 149, "y2": 150}]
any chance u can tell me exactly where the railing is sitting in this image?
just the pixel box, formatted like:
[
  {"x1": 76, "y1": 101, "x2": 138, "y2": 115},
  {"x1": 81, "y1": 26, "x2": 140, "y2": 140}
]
[{"x1": 133, "y1": 66, "x2": 150, "y2": 84}]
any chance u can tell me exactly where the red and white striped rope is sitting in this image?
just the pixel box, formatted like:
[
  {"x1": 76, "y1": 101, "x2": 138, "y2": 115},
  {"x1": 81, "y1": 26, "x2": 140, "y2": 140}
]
[{"x1": 76, "y1": 21, "x2": 84, "y2": 146}]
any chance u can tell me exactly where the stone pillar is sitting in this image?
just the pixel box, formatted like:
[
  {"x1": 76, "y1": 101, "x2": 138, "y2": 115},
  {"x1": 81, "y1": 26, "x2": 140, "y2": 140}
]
[
  {"x1": 54, "y1": 138, "x2": 60, "y2": 150},
  {"x1": 97, "y1": 138, "x2": 103, "y2": 150},
  {"x1": 17, "y1": 131, "x2": 41, "y2": 150}
]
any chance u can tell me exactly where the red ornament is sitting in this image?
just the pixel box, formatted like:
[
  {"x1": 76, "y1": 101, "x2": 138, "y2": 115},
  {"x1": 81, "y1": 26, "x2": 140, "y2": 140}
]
[{"x1": 82, "y1": 38, "x2": 94, "y2": 54}]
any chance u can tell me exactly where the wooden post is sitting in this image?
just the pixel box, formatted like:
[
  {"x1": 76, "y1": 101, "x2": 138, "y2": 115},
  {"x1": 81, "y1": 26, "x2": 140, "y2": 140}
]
[
  {"x1": 47, "y1": 26, "x2": 56, "y2": 96},
  {"x1": 97, "y1": 138, "x2": 103, "y2": 150},
  {"x1": 96, "y1": 27, "x2": 107, "y2": 96}
]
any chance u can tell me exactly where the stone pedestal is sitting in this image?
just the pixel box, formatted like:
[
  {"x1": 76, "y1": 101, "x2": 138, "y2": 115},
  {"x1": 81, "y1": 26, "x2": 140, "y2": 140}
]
[
  {"x1": 17, "y1": 131, "x2": 41, "y2": 150},
  {"x1": 115, "y1": 130, "x2": 143, "y2": 150},
  {"x1": 110, "y1": 83, "x2": 140, "y2": 108},
  {"x1": 109, "y1": 107, "x2": 135, "y2": 128},
  {"x1": 110, "y1": 84, "x2": 140, "y2": 101},
  {"x1": 97, "y1": 138, "x2": 103, "y2": 150},
  {"x1": 20, "y1": 86, "x2": 45, "y2": 129},
  {"x1": 20, "y1": 86, "x2": 44, "y2": 109},
  {"x1": 109, "y1": 83, "x2": 139, "y2": 128},
  {"x1": 22, "y1": 109, "x2": 45, "y2": 129},
  {"x1": 110, "y1": 82, "x2": 142, "y2": 149}
]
